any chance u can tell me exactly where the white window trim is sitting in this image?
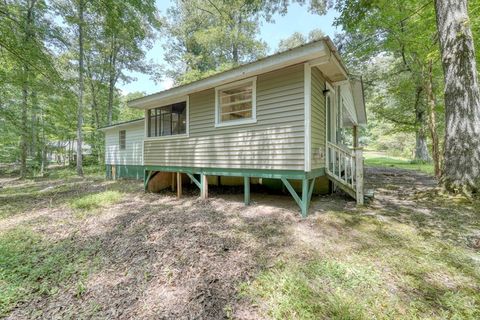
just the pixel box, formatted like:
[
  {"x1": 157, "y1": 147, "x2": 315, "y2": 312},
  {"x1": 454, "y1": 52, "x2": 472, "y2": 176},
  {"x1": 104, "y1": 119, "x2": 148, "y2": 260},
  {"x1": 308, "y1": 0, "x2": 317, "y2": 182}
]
[
  {"x1": 144, "y1": 95, "x2": 189, "y2": 141},
  {"x1": 119, "y1": 130, "x2": 126, "y2": 150},
  {"x1": 215, "y1": 77, "x2": 257, "y2": 128}
]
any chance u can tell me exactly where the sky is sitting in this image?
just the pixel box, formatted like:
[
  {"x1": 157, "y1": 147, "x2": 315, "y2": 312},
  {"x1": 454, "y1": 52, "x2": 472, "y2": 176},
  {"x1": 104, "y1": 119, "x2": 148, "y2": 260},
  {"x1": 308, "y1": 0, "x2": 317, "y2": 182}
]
[{"x1": 119, "y1": 1, "x2": 340, "y2": 96}]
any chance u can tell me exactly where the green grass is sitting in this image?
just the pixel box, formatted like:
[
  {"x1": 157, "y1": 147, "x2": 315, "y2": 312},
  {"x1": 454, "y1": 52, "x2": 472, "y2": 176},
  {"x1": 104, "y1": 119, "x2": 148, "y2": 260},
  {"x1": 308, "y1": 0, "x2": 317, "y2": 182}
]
[
  {"x1": 0, "y1": 228, "x2": 99, "y2": 316},
  {"x1": 242, "y1": 212, "x2": 480, "y2": 320},
  {"x1": 364, "y1": 152, "x2": 434, "y2": 175},
  {"x1": 69, "y1": 190, "x2": 123, "y2": 211}
]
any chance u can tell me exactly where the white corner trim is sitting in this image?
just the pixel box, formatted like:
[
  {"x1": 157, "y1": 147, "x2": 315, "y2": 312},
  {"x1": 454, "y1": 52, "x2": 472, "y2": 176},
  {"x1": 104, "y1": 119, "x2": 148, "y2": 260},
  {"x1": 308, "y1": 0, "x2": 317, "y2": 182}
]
[
  {"x1": 186, "y1": 95, "x2": 190, "y2": 136},
  {"x1": 304, "y1": 63, "x2": 312, "y2": 172},
  {"x1": 215, "y1": 77, "x2": 257, "y2": 128}
]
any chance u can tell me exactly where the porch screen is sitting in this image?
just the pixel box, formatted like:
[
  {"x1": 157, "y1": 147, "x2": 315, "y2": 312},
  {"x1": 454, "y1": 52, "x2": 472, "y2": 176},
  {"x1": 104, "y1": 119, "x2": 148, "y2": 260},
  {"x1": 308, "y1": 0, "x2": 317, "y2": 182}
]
[{"x1": 147, "y1": 101, "x2": 187, "y2": 137}]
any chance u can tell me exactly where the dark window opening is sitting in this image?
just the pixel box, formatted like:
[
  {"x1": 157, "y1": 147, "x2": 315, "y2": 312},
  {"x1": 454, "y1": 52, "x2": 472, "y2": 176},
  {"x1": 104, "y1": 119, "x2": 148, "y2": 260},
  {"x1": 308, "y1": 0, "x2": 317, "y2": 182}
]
[
  {"x1": 119, "y1": 130, "x2": 126, "y2": 150},
  {"x1": 147, "y1": 101, "x2": 187, "y2": 137}
]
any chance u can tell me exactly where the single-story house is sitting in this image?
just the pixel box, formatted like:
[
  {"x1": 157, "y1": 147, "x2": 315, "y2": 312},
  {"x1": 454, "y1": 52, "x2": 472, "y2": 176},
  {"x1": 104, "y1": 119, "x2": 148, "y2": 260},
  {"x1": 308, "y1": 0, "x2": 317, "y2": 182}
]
[{"x1": 99, "y1": 37, "x2": 367, "y2": 217}]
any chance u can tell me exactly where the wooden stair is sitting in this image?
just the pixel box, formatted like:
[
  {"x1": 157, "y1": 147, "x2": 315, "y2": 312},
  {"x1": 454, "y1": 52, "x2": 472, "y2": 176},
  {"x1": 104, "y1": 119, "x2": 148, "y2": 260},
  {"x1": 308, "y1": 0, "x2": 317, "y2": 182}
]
[{"x1": 326, "y1": 142, "x2": 365, "y2": 204}]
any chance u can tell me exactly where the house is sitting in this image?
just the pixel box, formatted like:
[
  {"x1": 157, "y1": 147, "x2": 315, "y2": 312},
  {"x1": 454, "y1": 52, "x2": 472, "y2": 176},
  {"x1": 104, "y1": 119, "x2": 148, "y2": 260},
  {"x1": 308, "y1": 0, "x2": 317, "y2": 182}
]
[{"x1": 99, "y1": 38, "x2": 367, "y2": 217}]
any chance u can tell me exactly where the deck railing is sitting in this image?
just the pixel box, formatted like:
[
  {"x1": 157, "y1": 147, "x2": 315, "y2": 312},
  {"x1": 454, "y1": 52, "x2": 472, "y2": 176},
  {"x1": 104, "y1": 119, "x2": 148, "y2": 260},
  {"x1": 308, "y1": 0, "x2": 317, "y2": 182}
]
[{"x1": 326, "y1": 142, "x2": 364, "y2": 204}]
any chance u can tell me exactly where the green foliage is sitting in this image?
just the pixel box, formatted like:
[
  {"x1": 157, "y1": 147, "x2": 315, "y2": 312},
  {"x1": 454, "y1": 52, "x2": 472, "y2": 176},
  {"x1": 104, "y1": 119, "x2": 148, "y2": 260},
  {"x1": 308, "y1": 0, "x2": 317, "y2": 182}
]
[
  {"x1": 0, "y1": 228, "x2": 98, "y2": 316},
  {"x1": 334, "y1": 0, "x2": 447, "y2": 159},
  {"x1": 116, "y1": 91, "x2": 146, "y2": 122},
  {"x1": 364, "y1": 152, "x2": 434, "y2": 175},
  {"x1": 276, "y1": 28, "x2": 325, "y2": 52},
  {"x1": 69, "y1": 190, "x2": 122, "y2": 211},
  {"x1": 0, "y1": 0, "x2": 161, "y2": 174},
  {"x1": 243, "y1": 211, "x2": 480, "y2": 319},
  {"x1": 163, "y1": 0, "x2": 268, "y2": 85}
]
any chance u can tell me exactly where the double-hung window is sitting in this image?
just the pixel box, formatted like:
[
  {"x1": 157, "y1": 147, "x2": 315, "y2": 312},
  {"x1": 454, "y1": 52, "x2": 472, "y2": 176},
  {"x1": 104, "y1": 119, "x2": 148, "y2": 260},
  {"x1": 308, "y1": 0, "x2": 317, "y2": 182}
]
[
  {"x1": 215, "y1": 77, "x2": 256, "y2": 127},
  {"x1": 147, "y1": 101, "x2": 187, "y2": 137}
]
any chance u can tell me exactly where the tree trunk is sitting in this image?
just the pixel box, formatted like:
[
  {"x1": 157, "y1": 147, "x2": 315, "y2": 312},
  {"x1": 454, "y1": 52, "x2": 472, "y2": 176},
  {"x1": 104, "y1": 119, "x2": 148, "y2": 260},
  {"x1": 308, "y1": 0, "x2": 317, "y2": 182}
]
[
  {"x1": 76, "y1": 0, "x2": 84, "y2": 176},
  {"x1": 434, "y1": 0, "x2": 480, "y2": 193},
  {"x1": 413, "y1": 87, "x2": 430, "y2": 162},
  {"x1": 19, "y1": 0, "x2": 37, "y2": 178},
  {"x1": 107, "y1": 36, "x2": 117, "y2": 125},
  {"x1": 425, "y1": 60, "x2": 441, "y2": 178},
  {"x1": 20, "y1": 84, "x2": 28, "y2": 178},
  {"x1": 415, "y1": 129, "x2": 430, "y2": 162}
]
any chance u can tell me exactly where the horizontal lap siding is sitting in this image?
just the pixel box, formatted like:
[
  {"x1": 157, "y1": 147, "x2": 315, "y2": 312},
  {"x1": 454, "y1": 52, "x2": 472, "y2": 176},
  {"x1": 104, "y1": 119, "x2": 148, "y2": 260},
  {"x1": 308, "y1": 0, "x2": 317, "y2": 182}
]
[
  {"x1": 311, "y1": 67, "x2": 326, "y2": 169},
  {"x1": 144, "y1": 64, "x2": 305, "y2": 170},
  {"x1": 105, "y1": 122, "x2": 144, "y2": 165}
]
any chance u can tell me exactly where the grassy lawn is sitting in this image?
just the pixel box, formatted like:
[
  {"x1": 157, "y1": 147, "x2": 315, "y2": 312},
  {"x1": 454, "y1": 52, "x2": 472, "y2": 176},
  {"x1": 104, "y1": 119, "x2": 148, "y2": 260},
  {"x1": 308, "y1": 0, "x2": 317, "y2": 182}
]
[
  {"x1": 364, "y1": 151, "x2": 435, "y2": 175},
  {"x1": 0, "y1": 165, "x2": 479, "y2": 318}
]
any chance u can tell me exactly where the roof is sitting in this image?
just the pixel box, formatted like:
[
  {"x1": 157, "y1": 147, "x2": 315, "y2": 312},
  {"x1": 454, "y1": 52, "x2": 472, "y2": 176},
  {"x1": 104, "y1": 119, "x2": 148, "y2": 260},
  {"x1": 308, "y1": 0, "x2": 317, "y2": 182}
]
[
  {"x1": 98, "y1": 118, "x2": 144, "y2": 131},
  {"x1": 128, "y1": 37, "x2": 350, "y2": 109}
]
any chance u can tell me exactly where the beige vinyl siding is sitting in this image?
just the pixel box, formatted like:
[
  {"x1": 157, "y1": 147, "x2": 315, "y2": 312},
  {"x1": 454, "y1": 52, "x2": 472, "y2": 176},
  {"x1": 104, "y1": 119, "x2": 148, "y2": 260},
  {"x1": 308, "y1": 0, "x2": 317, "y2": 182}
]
[
  {"x1": 105, "y1": 122, "x2": 144, "y2": 165},
  {"x1": 144, "y1": 64, "x2": 305, "y2": 170},
  {"x1": 311, "y1": 67, "x2": 326, "y2": 169}
]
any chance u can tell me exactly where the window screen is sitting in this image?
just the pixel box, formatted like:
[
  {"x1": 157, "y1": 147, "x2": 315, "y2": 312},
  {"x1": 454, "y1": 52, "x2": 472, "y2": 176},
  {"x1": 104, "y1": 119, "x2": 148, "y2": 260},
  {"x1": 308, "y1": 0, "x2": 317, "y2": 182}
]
[{"x1": 147, "y1": 101, "x2": 187, "y2": 137}]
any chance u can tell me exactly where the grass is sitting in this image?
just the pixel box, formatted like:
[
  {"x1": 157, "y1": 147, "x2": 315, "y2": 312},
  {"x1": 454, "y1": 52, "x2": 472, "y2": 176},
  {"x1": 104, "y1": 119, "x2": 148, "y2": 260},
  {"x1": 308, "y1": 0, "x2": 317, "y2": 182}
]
[
  {"x1": 241, "y1": 212, "x2": 480, "y2": 319},
  {"x1": 0, "y1": 165, "x2": 110, "y2": 219},
  {"x1": 0, "y1": 228, "x2": 99, "y2": 317},
  {"x1": 364, "y1": 151, "x2": 434, "y2": 175},
  {"x1": 70, "y1": 190, "x2": 123, "y2": 211},
  {"x1": 1, "y1": 164, "x2": 479, "y2": 318}
]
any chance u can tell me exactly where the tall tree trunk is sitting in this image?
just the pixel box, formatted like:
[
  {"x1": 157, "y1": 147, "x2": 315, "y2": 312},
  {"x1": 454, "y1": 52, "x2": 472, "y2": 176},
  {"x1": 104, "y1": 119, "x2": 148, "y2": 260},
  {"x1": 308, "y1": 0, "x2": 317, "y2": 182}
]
[
  {"x1": 19, "y1": 0, "x2": 36, "y2": 178},
  {"x1": 107, "y1": 73, "x2": 115, "y2": 125},
  {"x1": 415, "y1": 127, "x2": 430, "y2": 162},
  {"x1": 107, "y1": 36, "x2": 117, "y2": 125},
  {"x1": 76, "y1": 0, "x2": 84, "y2": 176},
  {"x1": 425, "y1": 60, "x2": 441, "y2": 178},
  {"x1": 20, "y1": 83, "x2": 28, "y2": 178},
  {"x1": 434, "y1": 0, "x2": 480, "y2": 193},
  {"x1": 413, "y1": 86, "x2": 430, "y2": 162}
]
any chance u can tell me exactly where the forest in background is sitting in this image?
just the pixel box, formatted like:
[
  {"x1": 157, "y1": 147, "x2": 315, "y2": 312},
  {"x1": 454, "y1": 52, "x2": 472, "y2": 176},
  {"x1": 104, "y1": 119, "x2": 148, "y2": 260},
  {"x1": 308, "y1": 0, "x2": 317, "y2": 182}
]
[{"x1": 1, "y1": 0, "x2": 479, "y2": 192}]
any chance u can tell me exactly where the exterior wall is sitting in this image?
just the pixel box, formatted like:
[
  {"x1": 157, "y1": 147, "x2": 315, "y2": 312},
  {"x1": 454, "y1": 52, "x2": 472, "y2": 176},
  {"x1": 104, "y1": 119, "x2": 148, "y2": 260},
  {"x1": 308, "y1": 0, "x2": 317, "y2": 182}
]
[
  {"x1": 106, "y1": 164, "x2": 144, "y2": 180},
  {"x1": 144, "y1": 64, "x2": 305, "y2": 170},
  {"x1": 311, "y1": 67, "x2": 326, "y2": 170},
  {"x1": 105, "y1": 121, "x2": 144, "y2": 165}
]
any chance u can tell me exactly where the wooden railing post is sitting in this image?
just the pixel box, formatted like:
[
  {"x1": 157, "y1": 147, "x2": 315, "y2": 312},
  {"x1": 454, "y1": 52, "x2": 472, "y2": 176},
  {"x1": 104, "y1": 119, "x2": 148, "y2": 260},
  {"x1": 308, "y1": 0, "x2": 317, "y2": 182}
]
[{"x1": 354, "y1": 148, "x2": 364, "y2": 205}]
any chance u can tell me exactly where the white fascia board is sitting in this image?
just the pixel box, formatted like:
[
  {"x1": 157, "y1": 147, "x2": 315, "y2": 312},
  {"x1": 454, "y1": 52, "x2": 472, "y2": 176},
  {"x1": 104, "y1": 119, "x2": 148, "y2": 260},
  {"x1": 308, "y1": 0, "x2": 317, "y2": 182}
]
[
  {"x1": 98, "y1": 119, "x2": 145, "y2": 132},
  {"x1": 129, "y1": 41, "x2": 328, "y2": 109}
]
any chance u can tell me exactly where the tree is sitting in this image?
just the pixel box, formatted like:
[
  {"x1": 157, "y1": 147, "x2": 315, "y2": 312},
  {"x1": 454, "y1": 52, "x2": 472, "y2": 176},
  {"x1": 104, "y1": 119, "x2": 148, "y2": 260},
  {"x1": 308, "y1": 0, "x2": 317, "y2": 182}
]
[
  {"x1": 0, "y1": 0, "x2": 62, "y2": 177},
  {"x1": 434, "y1": 0, "x2": 480, "y2": 193},
  {"x1": 334, "y1": 0, "x2": 444, "y2": 169},
  {"x1": 76, "y1": 0, "x2": 85, "y2": 176},
  {"x1": 276, "y1": 29, "x2": 325, "y2": 52},
  {"x1": 164, "y1": 0, "x2": 268, "y2": 84}
]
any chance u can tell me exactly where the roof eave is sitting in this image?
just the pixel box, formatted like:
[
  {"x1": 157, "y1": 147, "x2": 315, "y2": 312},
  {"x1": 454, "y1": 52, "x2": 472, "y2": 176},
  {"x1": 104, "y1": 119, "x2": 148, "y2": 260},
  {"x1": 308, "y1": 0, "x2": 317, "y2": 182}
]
[{"x1": 128, "y1": 40, "x2": 329, "y2": 109}]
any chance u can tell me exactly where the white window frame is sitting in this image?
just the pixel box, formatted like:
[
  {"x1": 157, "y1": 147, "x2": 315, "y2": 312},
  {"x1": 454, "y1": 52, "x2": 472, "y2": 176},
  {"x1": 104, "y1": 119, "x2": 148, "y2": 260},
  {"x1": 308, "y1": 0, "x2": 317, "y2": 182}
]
[
  {"x1": 144, "y1": 96, "x2": 189, "y2": 141},
  {"x1": 215, "y1": 77, "x2": 257, "y2": 128},
  {"x1": 119, "y1": 129, "x2": 126, "y2": 150}
]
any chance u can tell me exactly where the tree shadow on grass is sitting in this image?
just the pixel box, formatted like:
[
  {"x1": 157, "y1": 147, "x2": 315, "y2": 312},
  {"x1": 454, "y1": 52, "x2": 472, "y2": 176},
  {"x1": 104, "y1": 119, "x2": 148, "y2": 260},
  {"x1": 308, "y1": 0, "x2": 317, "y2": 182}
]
[
  {"x1": 365, "y1": 166, "x2": 480, "y2": 248},
  {"x1": 6, "y1": 191, "x2": 296, "y2": 319}
]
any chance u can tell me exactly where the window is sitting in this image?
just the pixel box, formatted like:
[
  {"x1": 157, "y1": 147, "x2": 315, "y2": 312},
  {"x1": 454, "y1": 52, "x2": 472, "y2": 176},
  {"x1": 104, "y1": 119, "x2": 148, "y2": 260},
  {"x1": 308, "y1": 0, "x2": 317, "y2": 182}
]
[
  {"x1": 215, "y1": 78, "x2": 256, "y2": 126},
  {"x1": 147, "y1": 101, "x2": 187, "y2": 137},
  {"x1": 119, "y1": 130, "x2": 126, "y2": 150}
]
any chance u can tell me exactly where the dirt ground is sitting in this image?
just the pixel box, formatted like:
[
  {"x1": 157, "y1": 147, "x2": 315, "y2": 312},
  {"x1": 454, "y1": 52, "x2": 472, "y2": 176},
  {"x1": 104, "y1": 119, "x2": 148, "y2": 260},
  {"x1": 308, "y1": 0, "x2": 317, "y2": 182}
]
[{"x1": 0, "y1": 167, "x2": 479, "y2": 319}]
